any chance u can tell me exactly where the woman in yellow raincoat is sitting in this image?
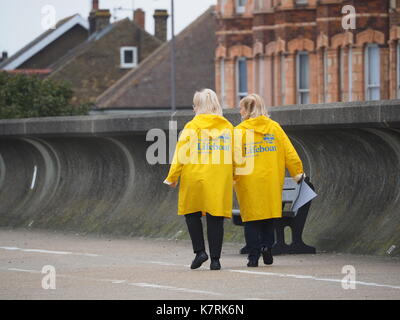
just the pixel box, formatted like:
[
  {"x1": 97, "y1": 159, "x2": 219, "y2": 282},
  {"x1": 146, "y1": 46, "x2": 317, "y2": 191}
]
[
  {"x1": 234, "y1": 94, "x2": 304, "y2": 267},
  {"x1": 164, "y1": 89, "x2": 233, "y2": 270}
]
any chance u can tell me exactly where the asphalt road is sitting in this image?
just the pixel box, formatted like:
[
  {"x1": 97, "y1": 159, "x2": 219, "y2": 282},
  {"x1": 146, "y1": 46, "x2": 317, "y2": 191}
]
[{"x1": 1, "y1": 229, "x2": 400, "y2": 300}]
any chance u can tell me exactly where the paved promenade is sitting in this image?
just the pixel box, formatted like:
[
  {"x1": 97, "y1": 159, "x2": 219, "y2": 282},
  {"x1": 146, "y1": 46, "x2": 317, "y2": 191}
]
[{"x1": 1, "y1": 229, "x2": 400, "y2": 300}]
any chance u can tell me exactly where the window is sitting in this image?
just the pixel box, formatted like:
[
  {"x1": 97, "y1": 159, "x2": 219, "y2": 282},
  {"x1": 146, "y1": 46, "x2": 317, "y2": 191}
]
[
  {"x1": 236, "y1": 0, "x2": 247, "y2": 13},
  {"x1": 296, "y1": 0, "x2": 308, "y2": 5},
  {"x1": 323, "y1": 48, "x2": 328, "y2": 102},
  {"x1": 339, "y1": 47, "x2": 345, "y2": 101},
  {"x1": 220, "y1": 58, "x2": 226, "y2": 107},
  {"x1": 297, "y1": 52, "x2": 310, "y2": 104},
  {"x1": 281, "y1": 54, "x2": 286, "y2": 105},
  {"x1": 236, "y1": 57, "x2": 248, "y2": 102},
  {"x1": 348, "y1": 47, "x2": 353, "y2": 101},
  {"x1": 220, "y1": 0, "x2": 226, "y2": 14},
  {"x1": 271, "y1": 55, "x2": 275, "y2": 105},
  {"x1": 259, "y1": 55, "x2": 265, "y2": 96},
  {"x1": 397, "y1": 43, "x2": 400, "y2": 99},
  {"x1": 120, "y1": 47, "x2": 138, "y2": 69},
  {"x1": 254, "y1": 55, "x2": 261, "y2": 95},
  {"x1": 255, "y1": 0, "x2": 271, "y2": 11},
  {"x1": 365, "y1": 44, "x2": 380, "y2": 101}
]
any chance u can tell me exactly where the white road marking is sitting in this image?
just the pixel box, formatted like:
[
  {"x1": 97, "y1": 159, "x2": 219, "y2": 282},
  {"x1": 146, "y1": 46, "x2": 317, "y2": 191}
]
[
  {"x1": 148, "y1": 261, "x2": 182, "y2": 266},
  {"x1": 7, "y1": 268, "x2": 39, "y2": 273},
  {"x1": 229, "y1": 269, "x2": 400, "y2": 291},
  {"x1": 30, "y1": 165, "x2": 37, "y2": 189},
  {"x1": 0, "y1": 246, "x2": 99, "y2": 257},
  {"x1": 1, "y1": 267, "x2": 223, "y2": 297},
  {"x1": 129, "y1": 282, "x2": 222, "y2": 296},
  {"x1": 110, "y1": 280, "x2": 127, "y2": 284},
  {"x1": 2, "y1": 244, "x2": 400, "y2": 293}
]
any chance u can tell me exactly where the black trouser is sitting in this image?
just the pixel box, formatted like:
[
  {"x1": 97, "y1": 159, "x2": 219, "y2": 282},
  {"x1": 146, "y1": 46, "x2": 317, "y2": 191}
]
[
  {"x1": 185, "y1": 212, "x2": 224, "y2": 259},
  {"x1": 244, "y1": 219, "x2": 275, "y2": 260}
]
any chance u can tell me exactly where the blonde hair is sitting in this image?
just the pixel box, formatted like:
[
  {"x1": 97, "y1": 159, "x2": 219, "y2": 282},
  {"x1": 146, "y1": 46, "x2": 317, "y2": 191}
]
[
  {"x1": 239, "y1": 94, "x2": 269, "y2": 120},
  {"x1": 193, "y1": 89, "x2": 223, "y2": 116}
]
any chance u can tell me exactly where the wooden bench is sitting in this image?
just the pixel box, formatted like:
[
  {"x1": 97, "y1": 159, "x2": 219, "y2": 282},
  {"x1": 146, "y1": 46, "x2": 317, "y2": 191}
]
[{"x1": 232, "y1": 177, "x2": 316, "y2": 255}]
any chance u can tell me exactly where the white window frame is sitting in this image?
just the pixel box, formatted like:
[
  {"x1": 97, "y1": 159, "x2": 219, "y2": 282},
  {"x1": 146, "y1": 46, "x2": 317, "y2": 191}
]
[
  {"x1": 397, "y1": 42, "x2": 400, "y2": 99},
  {"x1": 254, "y1": 54, "x2": 260, "y2": 95},
  {"x1": 220, "y1": 58, "x2": 226, "y2": 108},
  {"x1": 364, "y1": 44, "x2": 381, "y2": 101},
  {"x1": 323, "y1": 48, "x2": 328, "y2": 102},
  {"x1": 281, "y1": 54, "x2": 286, "y2": 105},
  {"x1": 296, "y1": 51, "x2": 310, "y2": 105},
  {"x1": 339, "y1": 47, "x2": 345, "y2": 101},
  {"x1": 236, "y1": 0, "x2": 247, "y2": 14},
  {"x1": 259, "y1": 55, "x2": 265, "y2": 96},
  {"x1": 120, "y1": 46, "x2": 138, "y2": 69},
  {"x1": 236, "y1": 57, "x2": 248, "y2": 103},
  {"x1": 348, "y1": 46, "x2": 353, "y2": 101},
  {"x1": 255, "y1": 0, "x2": 272, "y2": 11},
  {"x1": 271, "y1": 55, "x2": 275, "y2": 105}
]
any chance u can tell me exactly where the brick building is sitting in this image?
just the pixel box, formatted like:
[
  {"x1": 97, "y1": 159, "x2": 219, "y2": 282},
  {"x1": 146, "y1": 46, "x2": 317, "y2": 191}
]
[{"x1": 215, "y1": 0, "x2": 400, "y2": 108}]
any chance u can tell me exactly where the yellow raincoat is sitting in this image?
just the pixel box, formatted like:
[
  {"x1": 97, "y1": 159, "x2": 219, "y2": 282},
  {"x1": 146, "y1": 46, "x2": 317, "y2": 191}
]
[
  {"x1": 164, "y1": 114, "x2": 234, "y2": 218},
  {"x1": 234, "y1": 115, "x2": 303, "y2": 222}
]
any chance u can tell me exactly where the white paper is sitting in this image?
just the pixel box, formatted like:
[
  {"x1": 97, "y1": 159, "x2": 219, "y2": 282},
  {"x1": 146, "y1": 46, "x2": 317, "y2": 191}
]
[{"x1": 292, "y1": 180, "x2": 317, "y2": 212}]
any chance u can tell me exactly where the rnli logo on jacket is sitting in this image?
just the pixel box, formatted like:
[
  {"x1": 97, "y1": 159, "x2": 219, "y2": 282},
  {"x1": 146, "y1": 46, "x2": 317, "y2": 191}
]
[
  {"x1": 245, "y1": 134, "x2": 277, "y2": 156},
  {"x1": 263, "y1": 134, "x2": 275, "y2": 144}
]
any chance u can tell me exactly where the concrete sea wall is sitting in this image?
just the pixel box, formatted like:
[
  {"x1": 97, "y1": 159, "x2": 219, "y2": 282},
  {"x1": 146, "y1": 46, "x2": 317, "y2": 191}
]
[{"x1": 0, "y1": 100, "x2": 400, "y2": 256}]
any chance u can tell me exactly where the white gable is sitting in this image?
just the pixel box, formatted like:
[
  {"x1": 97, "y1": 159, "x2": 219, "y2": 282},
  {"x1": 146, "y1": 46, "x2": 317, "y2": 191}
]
[{"x1": 3, "y1": 15, "x2": 89, "y2": 70}]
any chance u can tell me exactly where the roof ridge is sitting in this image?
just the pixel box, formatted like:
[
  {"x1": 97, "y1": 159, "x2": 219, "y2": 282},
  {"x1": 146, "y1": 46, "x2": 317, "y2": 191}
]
[
  {"x1": 96, "y1": 5, "x2": 216, "y2": 107},
  {"x1": 0, "y1": 14, "x2": 87, "y2": 69}
]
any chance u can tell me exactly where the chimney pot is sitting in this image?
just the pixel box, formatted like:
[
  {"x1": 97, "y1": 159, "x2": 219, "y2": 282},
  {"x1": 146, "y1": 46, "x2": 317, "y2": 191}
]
[
  {"x1": 153, "y1": 9, "x2": 169, "y2": 42},
  {"x1": 134, "y1": 8, "x2": 145, "y2": 30},
  {"x1": 92, "y1": 0, "x2": 99, "y2": 11}
]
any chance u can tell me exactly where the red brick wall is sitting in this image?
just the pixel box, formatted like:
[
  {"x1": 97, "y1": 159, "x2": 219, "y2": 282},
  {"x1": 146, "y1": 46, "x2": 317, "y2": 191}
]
[{"x1": 216, "y1": 0, "x2": 400, "y2": 108}]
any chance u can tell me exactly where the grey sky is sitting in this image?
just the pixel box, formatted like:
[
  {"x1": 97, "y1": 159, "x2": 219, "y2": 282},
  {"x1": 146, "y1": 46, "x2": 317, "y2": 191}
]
[{"x1": 0, "y1": 0, "x2": 217, "y2": 56}]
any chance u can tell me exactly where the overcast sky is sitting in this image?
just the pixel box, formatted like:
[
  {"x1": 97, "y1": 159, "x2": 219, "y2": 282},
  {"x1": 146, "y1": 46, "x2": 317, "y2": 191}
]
[{"x1": 0, "y1": 0, "x2": 217, "y2": 56}]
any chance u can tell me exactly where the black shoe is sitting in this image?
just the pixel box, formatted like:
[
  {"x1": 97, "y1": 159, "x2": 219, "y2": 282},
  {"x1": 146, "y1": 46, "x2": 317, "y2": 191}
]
[
  {"x1": 239, "y1": 245, "x2": 250, "y2": 255},
  {"x1": 247, "y1": 259, "x2": 258, "y2": 267},
  {"x1": 261, "y1": 246, "x2": 273, "y2": 265},
  {"x1": 210, "y1": 258, "x2": 221, "y2": 270},
  {"x1": 190, "y1": 251, "x2": 208, "y2": 269}
]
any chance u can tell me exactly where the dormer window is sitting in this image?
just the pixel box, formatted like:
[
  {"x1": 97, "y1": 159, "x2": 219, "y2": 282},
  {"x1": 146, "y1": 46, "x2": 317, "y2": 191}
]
[
  {"x1": 120, "y1": 46, "x2": 138, "y2": 69},
  {"x1": 236, "y1": 0, "x2": 247, "y2": 14}
]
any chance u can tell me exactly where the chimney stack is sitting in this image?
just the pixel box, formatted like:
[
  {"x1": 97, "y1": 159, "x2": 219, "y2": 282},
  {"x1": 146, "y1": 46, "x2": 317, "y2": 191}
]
[
  {"x1": 134, "y1": 8, "x2": 145, "y2": 30},
  {"x1": 153, "y1": 9, "x2": 169, "y2": 42},
  {"x1": 88, "y1": 0, "x2": 111, "y2": 34},
  {"x1": 0, "y1": 51, "x2": 8, "y2": 63}
]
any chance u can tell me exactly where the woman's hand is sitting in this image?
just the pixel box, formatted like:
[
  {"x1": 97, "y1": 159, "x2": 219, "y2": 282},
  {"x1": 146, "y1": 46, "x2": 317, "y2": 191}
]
[
  {"x1": 293, "y1": 173, "x2": 305, "y2": 184},
  {"x1": 163, "y1": 179, "x2": 178, "y2": 188}
]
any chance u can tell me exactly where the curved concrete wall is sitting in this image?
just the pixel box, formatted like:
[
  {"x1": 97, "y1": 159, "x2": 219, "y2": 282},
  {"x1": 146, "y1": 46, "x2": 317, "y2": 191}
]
[
  {"x1": 0, "y1": 100, "x2": 400, "y2": 256},
  {"x1": 0, "y1": 136, "x2": 181, "y2": 237}
]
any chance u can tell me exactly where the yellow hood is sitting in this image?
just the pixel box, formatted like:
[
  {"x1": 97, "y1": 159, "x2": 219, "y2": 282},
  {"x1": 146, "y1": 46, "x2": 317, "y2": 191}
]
[
  {"x1": 191, "y1": 114, "x2": 233, "y2": 138},
  {"x1": 238, "y1": 115, "x2": 273, "y2": 135}
]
